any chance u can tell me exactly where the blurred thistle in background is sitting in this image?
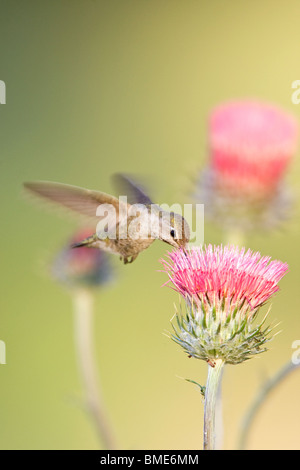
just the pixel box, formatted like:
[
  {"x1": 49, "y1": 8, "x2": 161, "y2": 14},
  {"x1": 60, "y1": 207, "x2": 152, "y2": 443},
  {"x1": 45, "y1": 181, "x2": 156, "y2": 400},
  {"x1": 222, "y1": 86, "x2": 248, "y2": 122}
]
[
  {"x1": 161, "y1": 244, "x2": 288, "y2": 449},
  {"x1": 52, "y1": 229, "x2": 113, "y2": 289},
  {"x1": 195, "y1": 100, "x2": 299, "y2": 244},
  {"x1": 52, "y1": 229, "x2": 117, "y2": 450}
]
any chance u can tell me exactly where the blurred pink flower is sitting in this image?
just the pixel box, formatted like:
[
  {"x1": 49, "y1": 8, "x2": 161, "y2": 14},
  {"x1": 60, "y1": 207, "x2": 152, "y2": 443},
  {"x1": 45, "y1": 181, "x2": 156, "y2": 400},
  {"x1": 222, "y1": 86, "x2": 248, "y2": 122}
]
[
  {"x1": 209, "y1": 100, "x2": 298, "y2": 199},
  {"x1": 52, "y1": 228, "x2": 113, "y2": 288},
  {"x1": 195, "y1": 100, "x2": 299, "y2": 231}
]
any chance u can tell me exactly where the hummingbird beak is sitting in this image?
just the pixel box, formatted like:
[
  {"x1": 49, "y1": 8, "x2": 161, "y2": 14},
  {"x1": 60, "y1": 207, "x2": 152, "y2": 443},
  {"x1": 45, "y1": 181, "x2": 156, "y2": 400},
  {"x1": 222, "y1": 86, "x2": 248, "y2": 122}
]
[
  {"x1": 175, "y1": 240, "x2": 189, "y2": 256},
  {"x1": 163, "y1": 237, "x2": 187, "y2": 250},
  {"x1": 175, "y1": 238, "x2": 188, "y2": 248}
]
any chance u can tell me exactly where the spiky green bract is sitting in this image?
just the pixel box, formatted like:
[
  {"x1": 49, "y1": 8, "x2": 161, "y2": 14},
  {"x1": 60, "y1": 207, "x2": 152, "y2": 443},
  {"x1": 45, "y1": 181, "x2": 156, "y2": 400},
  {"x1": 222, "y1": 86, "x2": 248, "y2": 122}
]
[{"x1": 171, "y1": 301, "x2": 273, "y2": 365}]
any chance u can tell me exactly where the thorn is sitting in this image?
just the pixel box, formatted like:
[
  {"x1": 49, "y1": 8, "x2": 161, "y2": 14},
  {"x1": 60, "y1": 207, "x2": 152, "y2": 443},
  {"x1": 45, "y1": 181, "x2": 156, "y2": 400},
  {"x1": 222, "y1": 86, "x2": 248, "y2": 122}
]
[{"x1": 207, "y1": 358, "x2": 216, "y2": 367}]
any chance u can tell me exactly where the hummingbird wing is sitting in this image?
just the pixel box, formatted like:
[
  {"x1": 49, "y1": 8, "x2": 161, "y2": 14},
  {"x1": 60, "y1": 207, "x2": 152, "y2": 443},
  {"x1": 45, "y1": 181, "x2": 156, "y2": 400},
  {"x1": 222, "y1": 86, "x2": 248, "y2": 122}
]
[
  {"x1": 112, "y1": 173, "x2": 154, "y2": 206},
  {"x1": 23, "y1": 180, "x2": 129, "y2": 230}
]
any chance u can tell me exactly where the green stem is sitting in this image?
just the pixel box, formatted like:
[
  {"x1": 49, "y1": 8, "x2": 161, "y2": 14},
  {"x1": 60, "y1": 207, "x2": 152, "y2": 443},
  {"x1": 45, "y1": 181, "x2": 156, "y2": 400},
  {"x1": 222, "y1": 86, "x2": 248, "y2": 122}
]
[
  {"x1": 238, "y1": 360, "x2": 300, "y2": 450},
  {"x1": 203, "y1": 359, "x2": 225, "y2": 450},
  {"x1": 73, "y1": 289, "x2": 117, "y2": 450}
]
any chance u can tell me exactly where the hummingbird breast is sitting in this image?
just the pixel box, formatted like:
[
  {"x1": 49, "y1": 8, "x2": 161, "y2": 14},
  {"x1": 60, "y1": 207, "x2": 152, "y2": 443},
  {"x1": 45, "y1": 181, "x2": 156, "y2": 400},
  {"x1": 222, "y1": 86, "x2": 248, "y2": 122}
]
[
  {"x1": 89, "y1": 232, "x2": 155, "y2": 259},
  {"x1": 116, "y1": 237, "x2": 155, "y2": 257}
]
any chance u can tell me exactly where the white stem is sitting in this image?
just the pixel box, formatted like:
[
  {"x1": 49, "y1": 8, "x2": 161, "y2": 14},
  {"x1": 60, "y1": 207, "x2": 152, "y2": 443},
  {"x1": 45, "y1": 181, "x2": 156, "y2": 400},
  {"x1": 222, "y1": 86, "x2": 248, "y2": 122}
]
[
  {"x1": 73, "y1": 289, "x2": 116, "y2": 449},
  {"x1": 238, "y1": 361, "x2": 300, "y2": 449},
  {"x1": 203, "y1": 359, "x2": 225, "y2": 450},
  {"x1": 215, "y1": 365, "x2": 224, "y2": 449}
]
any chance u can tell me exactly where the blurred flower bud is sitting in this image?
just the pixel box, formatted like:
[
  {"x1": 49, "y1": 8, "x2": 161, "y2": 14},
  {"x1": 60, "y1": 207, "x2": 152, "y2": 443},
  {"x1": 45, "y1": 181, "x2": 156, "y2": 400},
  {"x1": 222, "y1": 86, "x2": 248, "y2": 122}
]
[{"x1": 52, "y1": 229, "x2": 113, "y2": 289}]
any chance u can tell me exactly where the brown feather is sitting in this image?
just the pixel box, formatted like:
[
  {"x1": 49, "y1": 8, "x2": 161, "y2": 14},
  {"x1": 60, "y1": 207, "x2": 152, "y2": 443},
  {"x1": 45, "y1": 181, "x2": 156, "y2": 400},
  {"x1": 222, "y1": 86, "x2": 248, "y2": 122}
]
[{"x1": 23, "y1": 181, "x2": 129, "y2": 226}]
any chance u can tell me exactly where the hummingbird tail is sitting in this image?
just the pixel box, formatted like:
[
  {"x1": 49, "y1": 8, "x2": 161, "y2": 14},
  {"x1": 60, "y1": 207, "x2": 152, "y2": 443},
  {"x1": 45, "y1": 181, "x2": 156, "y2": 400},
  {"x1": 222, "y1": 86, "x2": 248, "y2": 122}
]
[{"x1": 71, "y1": 234, "x2": 98, "y2": 249}]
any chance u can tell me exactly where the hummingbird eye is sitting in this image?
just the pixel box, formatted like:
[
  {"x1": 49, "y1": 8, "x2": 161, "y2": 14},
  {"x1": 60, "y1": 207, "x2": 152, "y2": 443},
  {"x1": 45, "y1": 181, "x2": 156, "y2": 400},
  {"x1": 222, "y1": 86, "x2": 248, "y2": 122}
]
[{"x1": 170, "y1": 229, "x2": 176, "y2": 238}]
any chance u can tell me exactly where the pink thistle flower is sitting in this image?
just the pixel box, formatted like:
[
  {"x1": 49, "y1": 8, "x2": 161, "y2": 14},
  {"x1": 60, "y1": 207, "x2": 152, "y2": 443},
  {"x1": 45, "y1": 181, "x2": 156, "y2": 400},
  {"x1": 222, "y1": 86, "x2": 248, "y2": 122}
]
[
  {"x1": 209, "y1": 100, "x2": 298, "y2": 199},
  {"x1": 162, "y1": 245, "x2": 287, "y2": 311},
  {"x1": 161, "y1": 245, "x2": 288, "y2": 364}
]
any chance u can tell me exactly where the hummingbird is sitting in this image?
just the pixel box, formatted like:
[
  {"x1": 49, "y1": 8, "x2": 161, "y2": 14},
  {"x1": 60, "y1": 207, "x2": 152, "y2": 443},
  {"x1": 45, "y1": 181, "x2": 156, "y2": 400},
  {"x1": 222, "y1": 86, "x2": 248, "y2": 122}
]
[{"x1": 24, "y1": 174, "x2": 190, "y2": 264}]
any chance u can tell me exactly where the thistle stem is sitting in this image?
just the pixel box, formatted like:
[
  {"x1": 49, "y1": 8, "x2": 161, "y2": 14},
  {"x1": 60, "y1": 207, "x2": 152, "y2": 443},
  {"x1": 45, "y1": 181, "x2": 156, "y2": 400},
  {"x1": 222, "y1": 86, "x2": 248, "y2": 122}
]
[
  {"x1": 238, "y1": 360, "x2": 300, "y2": 449},
  {"x1": 203, "y1": 359, "x2": 225, "y2": 450},
  {"x1": 72, "y1": 289, "x2": 116, "y2": 450}
]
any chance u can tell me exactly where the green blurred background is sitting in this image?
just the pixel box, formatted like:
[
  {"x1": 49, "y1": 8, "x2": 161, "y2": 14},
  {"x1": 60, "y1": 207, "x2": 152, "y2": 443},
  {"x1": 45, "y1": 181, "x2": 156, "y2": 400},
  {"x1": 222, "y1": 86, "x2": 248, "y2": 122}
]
[{"x1": 1, "y1": 0, "x2": 300, "y2": 450}]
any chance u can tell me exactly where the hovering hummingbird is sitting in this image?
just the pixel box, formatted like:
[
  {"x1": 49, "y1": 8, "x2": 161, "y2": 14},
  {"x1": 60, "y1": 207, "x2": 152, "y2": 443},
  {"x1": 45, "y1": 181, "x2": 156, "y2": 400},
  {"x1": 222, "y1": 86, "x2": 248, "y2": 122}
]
[{"x1": 24, "y1": 174, "x2": 190, "y2": 264}]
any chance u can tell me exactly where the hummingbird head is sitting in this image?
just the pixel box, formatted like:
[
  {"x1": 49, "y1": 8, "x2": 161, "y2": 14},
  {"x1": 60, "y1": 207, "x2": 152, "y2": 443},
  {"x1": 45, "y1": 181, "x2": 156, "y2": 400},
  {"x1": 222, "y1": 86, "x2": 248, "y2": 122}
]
[{"x1": 158, "y1": 211, "x2": 190, "y2": 249}]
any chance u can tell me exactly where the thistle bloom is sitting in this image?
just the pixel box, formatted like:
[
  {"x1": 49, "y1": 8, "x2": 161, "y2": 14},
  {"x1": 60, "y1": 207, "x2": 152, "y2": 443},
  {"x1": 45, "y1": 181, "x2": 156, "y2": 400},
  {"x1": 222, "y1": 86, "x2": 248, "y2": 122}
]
[
  {"x1": 196, "y1": 100, "x2": 298, "y2": 230},
  {"x1": 161, "y1": 245, "x2": 288, "y2": 365},
  {"x1": 210, "y1": 100, "x2": 298, "y2": 198},
  {"x1": 162, "y1": 245, "x2": 288, "y2": 450},
  {"x1": 52, "y1": 229, "x2": 113, "y2": 288}
]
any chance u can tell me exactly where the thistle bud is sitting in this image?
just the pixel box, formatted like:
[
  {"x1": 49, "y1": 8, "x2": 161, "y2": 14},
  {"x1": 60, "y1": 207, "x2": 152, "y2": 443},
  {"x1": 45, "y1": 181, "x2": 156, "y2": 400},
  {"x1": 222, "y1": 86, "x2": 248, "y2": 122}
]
[{"x1": 52, "y1": 229, "x2": 113, "y2": 289}]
